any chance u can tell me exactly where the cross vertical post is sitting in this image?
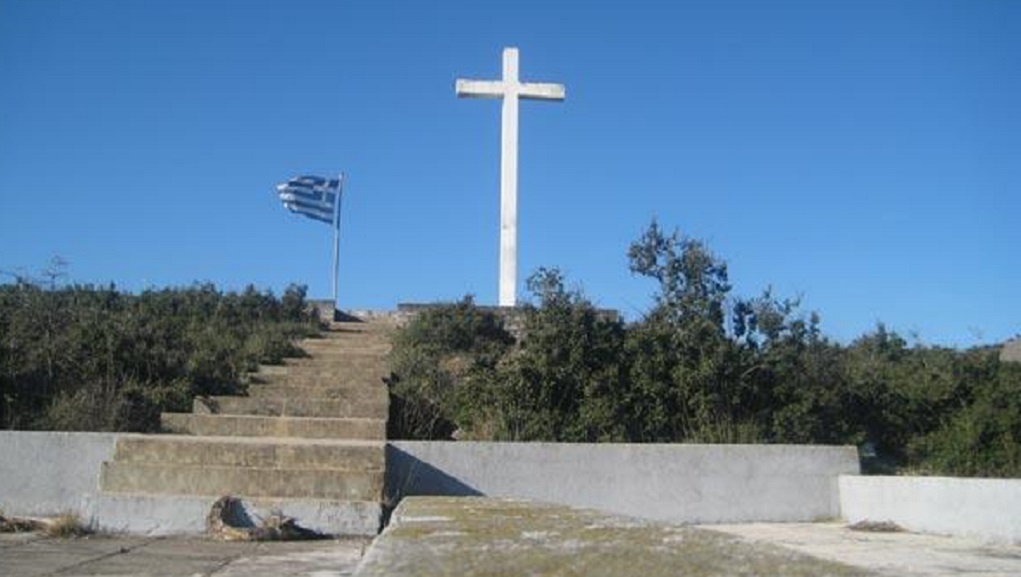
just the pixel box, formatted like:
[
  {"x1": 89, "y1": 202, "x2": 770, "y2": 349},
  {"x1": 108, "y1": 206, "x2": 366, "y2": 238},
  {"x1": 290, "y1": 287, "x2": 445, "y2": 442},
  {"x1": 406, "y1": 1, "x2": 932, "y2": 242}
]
[
  {"x1": 456, "y1": 47, "x2": 565, "y2": 307},
  {"x1": 500, "y1": 49, "x2": 519, "y2": 309}
]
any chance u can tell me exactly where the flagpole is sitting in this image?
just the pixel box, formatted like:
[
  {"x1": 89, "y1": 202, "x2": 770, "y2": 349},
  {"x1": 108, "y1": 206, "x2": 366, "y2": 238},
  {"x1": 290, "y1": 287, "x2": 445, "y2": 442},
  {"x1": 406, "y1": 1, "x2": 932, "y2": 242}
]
[{"x1": 331, "y1": 174, "x2": 344, "y2": 316}]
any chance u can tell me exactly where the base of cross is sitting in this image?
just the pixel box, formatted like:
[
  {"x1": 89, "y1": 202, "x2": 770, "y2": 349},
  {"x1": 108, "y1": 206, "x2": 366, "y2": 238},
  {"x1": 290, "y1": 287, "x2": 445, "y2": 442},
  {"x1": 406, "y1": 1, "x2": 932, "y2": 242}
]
[{"x1": 306, "y1": 301, "x2": 620, "y2": 338}]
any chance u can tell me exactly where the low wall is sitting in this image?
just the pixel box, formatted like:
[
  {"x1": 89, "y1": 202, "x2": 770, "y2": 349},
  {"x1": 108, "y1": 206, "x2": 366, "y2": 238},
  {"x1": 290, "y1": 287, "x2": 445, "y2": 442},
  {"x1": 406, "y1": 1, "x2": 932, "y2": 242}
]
[
  {"x1": 388, "y1": 441, "x2": 859, "y2": 524},
  {"x1": 839, "y1": 475, "x2": 1021, "y2": 544},
  {"x1": 12, "y1": 432, "x2": 1013, "y2": 542},
  {"x1": 0, "y1": 431, "x2": 124, "y2": 519}
]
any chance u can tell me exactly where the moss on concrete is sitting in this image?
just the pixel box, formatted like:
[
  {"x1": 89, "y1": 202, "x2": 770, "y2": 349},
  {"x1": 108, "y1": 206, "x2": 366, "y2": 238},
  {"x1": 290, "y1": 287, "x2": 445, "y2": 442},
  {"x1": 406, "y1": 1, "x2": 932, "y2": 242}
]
[{"x1": 355, "y1": 497, "x2": 875, "y2": 576}]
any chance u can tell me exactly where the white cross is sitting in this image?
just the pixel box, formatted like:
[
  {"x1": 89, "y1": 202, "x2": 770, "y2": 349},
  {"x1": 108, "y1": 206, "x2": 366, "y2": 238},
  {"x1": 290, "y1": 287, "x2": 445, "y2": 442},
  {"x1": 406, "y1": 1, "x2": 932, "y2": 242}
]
[{"x1": 456, "y1": 47, "x2": 565, "y2": 307}]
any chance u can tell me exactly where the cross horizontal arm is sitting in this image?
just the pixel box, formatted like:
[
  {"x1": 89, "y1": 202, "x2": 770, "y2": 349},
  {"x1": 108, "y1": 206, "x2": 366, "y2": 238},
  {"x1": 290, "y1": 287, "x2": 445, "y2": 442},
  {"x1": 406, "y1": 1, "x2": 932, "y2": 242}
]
[
  {"x1": 456, "y1": 79, "x2": 506, "y2": 99},
  {"x1": 519, "y1": 82, "x2": 566, "y2": 101}
]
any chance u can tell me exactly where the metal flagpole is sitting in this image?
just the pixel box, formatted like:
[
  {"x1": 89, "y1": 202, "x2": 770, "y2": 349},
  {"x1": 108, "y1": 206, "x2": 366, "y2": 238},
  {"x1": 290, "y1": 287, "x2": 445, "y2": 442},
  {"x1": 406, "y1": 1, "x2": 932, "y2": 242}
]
[{"x1": 331, "y1": 174, "x2": 344, "y2": 313}]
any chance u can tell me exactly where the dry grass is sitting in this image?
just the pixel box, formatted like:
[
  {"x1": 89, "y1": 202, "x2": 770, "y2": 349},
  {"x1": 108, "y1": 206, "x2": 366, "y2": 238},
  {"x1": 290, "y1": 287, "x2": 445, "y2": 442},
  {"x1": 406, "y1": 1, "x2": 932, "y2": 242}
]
[
  {"x1": 1, "y1": 511, "x2": 93, "y2": 536},
  {"x1": 42, "y1": 513, "x2": 94, "y2": 538},
  {"x1": 0, "y1": 514, "x2": 45, "y2": 533}
]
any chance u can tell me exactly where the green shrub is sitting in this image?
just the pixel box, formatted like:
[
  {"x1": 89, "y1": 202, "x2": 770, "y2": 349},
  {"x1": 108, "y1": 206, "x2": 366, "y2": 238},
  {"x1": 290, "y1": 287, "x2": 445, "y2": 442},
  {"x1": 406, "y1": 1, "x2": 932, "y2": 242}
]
[
  {"x1": 0, "y1": 280, "x2": 319, "y2": 432},
  {"x1": 386, "y1": 297, "x2": 514, "y2": 439},
  {"x1": 384, "y1": 222, "x2": 1021, "y2": 478}
]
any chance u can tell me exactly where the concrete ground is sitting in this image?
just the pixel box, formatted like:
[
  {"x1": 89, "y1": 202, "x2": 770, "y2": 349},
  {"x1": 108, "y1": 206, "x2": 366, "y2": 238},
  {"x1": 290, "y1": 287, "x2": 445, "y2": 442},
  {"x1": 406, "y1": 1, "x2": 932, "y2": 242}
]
[
  {"x1": 2, "y1": 521, "x2": 1018, "y2": 576},
  {"x1": 706, "y1": 522, "x2": 1021, "y2": 577},
  {"x1": 0, "y1": 533, "x2": 369, "y2": 577}
]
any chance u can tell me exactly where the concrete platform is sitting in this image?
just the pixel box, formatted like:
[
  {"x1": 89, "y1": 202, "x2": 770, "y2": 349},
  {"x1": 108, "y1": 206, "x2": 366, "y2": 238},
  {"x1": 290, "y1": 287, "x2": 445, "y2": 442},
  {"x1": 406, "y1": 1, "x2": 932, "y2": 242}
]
[
  {"x1": 0, "y1": 533, "x2": 369, "y2": 577},
  {"x1": 354, "y1": 497, "x2": 872, "y2": 576},
  {"x1": 4, "y1": 504, "x2": 1019, "y2": 576},
  {"x1": 706, "y1": 522, "x2": 1021, "y2": 577}
]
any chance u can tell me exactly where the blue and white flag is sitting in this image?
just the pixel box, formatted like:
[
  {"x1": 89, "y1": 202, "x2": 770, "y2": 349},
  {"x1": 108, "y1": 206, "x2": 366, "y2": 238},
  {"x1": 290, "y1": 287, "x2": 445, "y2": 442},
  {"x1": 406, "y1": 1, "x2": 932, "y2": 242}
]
[{"x1": 276, "y1": 175, "x2": 342, "y2": 225}]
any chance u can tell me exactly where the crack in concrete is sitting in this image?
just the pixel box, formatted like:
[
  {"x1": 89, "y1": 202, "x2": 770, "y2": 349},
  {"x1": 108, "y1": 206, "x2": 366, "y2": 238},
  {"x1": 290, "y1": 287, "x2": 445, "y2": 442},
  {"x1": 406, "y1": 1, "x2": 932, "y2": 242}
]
[
  {"x1": 39, "y1": 536, "x2": 164, "y2": 577},
  {"x1": 200, "y1": 553, "x2": 248, "y2": 577}
]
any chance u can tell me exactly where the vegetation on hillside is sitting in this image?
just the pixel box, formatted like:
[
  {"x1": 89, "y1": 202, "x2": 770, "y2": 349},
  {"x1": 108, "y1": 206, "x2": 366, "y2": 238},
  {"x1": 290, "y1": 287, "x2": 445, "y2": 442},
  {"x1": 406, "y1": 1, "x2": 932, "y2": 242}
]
[
  {"x1": 0, "y1": 276, "x2": 322, "y2": 432},
  {"x1": 388, "y1": 221, "x2": 1021, "y2": 478}
]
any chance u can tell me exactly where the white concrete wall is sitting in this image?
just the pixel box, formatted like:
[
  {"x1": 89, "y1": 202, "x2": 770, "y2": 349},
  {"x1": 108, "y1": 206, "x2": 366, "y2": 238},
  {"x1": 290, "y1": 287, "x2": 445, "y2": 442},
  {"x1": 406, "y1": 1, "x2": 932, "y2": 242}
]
[
  {"x1": 388, "y1": 441, "x2": 859, "y2": 524},
  {"x1": 0, "y1": 432, "x2": 381, "y2": 535},
  {"x1": 840, "y1": 475, "x2": 1021, "y2": 544},
  {"x1": 14, "y1": 432, "x2": 1012, "y2": 542},
  {"x1": 0, "y1": 431, "x2": 124, "y2": 519}
]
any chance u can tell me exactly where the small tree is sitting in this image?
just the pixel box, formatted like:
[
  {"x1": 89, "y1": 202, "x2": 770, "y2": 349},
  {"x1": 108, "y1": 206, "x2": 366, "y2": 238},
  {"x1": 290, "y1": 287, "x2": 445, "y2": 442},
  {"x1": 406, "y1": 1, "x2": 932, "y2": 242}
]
[{"x1": 625, "y1": 220, "x2": 755, "y2": 442}]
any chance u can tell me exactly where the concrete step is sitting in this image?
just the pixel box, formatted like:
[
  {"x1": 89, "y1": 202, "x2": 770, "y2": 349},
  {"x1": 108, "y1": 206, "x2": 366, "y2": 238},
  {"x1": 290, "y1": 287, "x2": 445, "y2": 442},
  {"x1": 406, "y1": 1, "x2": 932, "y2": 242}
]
[
  {"x1": 309, "y1": 339, "x2": 389, "y2": 350},
  {"x1": 278, "y1": 356, "x2": 389, "y2": 371},
  {"x1": 323, "y1": 322, "x2": 395, "y2": 334},
  {"x1": 292, "y1": 351, "x2": 390, "y2": 363},
  {"x1": 246, "y1": 384, "x2": 390, "y2": 402},
  {"x1": 161, "y1": 413, "x2": 386, "y2": 440},
  {"x1": 303, "y1": 341, "x2": 390, "y2": 353},
  {"x1": 194, "y1": 396, "x2": 388, "y2": 420},
  {"x1": 320, "y1": 334, "x2": 391, "y2": 341},
  {"x1": 299, "y1": 340, "x2": 391, "y2": 352},
  {"x1": 255, "y1": 357, "x2": 387, "y2": 370},
  {"x1": 112, "y1": 435, "x2": 385, "y2": 470},
  {"x1": 314, "y1": 330, "x2": 393, "y2": 342},
  {"x1": 94, "y1": 492, "x2": 382, "y2": 536},
  {"x1": 248, "y1": 369, "x2": 388, "y2": 388},
  {"x1": 101, "y1": 462, "x2": 384, "y2": 500}
]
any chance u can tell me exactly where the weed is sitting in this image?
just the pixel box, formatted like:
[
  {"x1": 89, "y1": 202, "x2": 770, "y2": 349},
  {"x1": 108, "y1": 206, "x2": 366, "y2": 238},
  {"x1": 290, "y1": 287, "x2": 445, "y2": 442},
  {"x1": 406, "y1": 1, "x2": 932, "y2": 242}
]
[{"x1": 43, "y1": 513, "x2": 94, "y2": 538}]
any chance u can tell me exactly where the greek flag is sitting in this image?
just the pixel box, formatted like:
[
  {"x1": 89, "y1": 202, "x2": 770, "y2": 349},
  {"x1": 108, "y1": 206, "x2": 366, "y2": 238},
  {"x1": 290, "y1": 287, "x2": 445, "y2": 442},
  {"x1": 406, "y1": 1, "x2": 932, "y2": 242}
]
[{"x1": 276, "y1": 175, "x2": 342, "y2": 225}]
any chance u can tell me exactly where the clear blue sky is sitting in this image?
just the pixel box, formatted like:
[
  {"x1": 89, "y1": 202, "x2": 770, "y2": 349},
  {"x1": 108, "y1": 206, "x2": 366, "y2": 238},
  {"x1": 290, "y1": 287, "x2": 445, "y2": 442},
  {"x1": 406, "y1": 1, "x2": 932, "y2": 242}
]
[{"x1": 1, "y1": 0, "x2": 1018, "y2": 347}]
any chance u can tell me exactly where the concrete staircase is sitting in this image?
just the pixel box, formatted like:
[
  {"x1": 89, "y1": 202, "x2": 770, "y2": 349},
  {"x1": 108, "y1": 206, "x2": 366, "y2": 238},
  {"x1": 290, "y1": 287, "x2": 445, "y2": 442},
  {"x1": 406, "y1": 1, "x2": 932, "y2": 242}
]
[{"x1": 96, "y1": 318, "x2": 393, "y2": 536}]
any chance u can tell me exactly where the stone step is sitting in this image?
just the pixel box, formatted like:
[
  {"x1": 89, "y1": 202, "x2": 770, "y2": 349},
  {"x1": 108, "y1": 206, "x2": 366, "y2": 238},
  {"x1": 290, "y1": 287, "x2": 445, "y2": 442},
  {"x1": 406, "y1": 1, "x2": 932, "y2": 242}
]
[
  {"x1": 112, "y1": 435, "x2": 385, "y2": 470},
  {"x1": 246, "y1": 384, "x2": 390, "y2": 402},
  {"x1": 194, "y1": 396, "x2": 388, "y2": 419},
  {"x1": 94, "y1": 492, "x2": 382, "y2": 536},
  {"x1": 161, "y1": 413, "x2": 386, "y2": 440},
  {"x1": 101, "y1": 462, "x2": 383, "y2": 500}
]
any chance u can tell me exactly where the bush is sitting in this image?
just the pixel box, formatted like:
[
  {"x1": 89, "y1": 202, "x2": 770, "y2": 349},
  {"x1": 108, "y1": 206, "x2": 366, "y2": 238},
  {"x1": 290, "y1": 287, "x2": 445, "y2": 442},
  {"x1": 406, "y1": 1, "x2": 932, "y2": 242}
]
[
  {"x1": 907, "y1": 359, "x2": 1021, "y2": 476},
  {"x1": 384, "y1": 221, "x2": 1021, "y2": 478},
  {"x1": 0, "y1": 280, "x2": 320, "y2": 432},
  {"x1": 386, "y1": 297, "x2": 514, "y2": 439}
]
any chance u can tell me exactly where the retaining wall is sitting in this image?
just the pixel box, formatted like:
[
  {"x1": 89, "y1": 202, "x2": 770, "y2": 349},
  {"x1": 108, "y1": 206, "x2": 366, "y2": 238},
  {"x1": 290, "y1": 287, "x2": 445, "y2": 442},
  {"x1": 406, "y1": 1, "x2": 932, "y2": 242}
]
[
  {"x1": 0, "y1": 431, "x2": 123, "y2": 518},
  {"x1": 839, "y1": 475, "x2": 1021, "y2": 544},
  {"x1": 388, "y1": 441, "x2": 858, "y2": 524},
  {"x1": 10, "y1": 432, "x2": 1014, "y2": 543}
]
